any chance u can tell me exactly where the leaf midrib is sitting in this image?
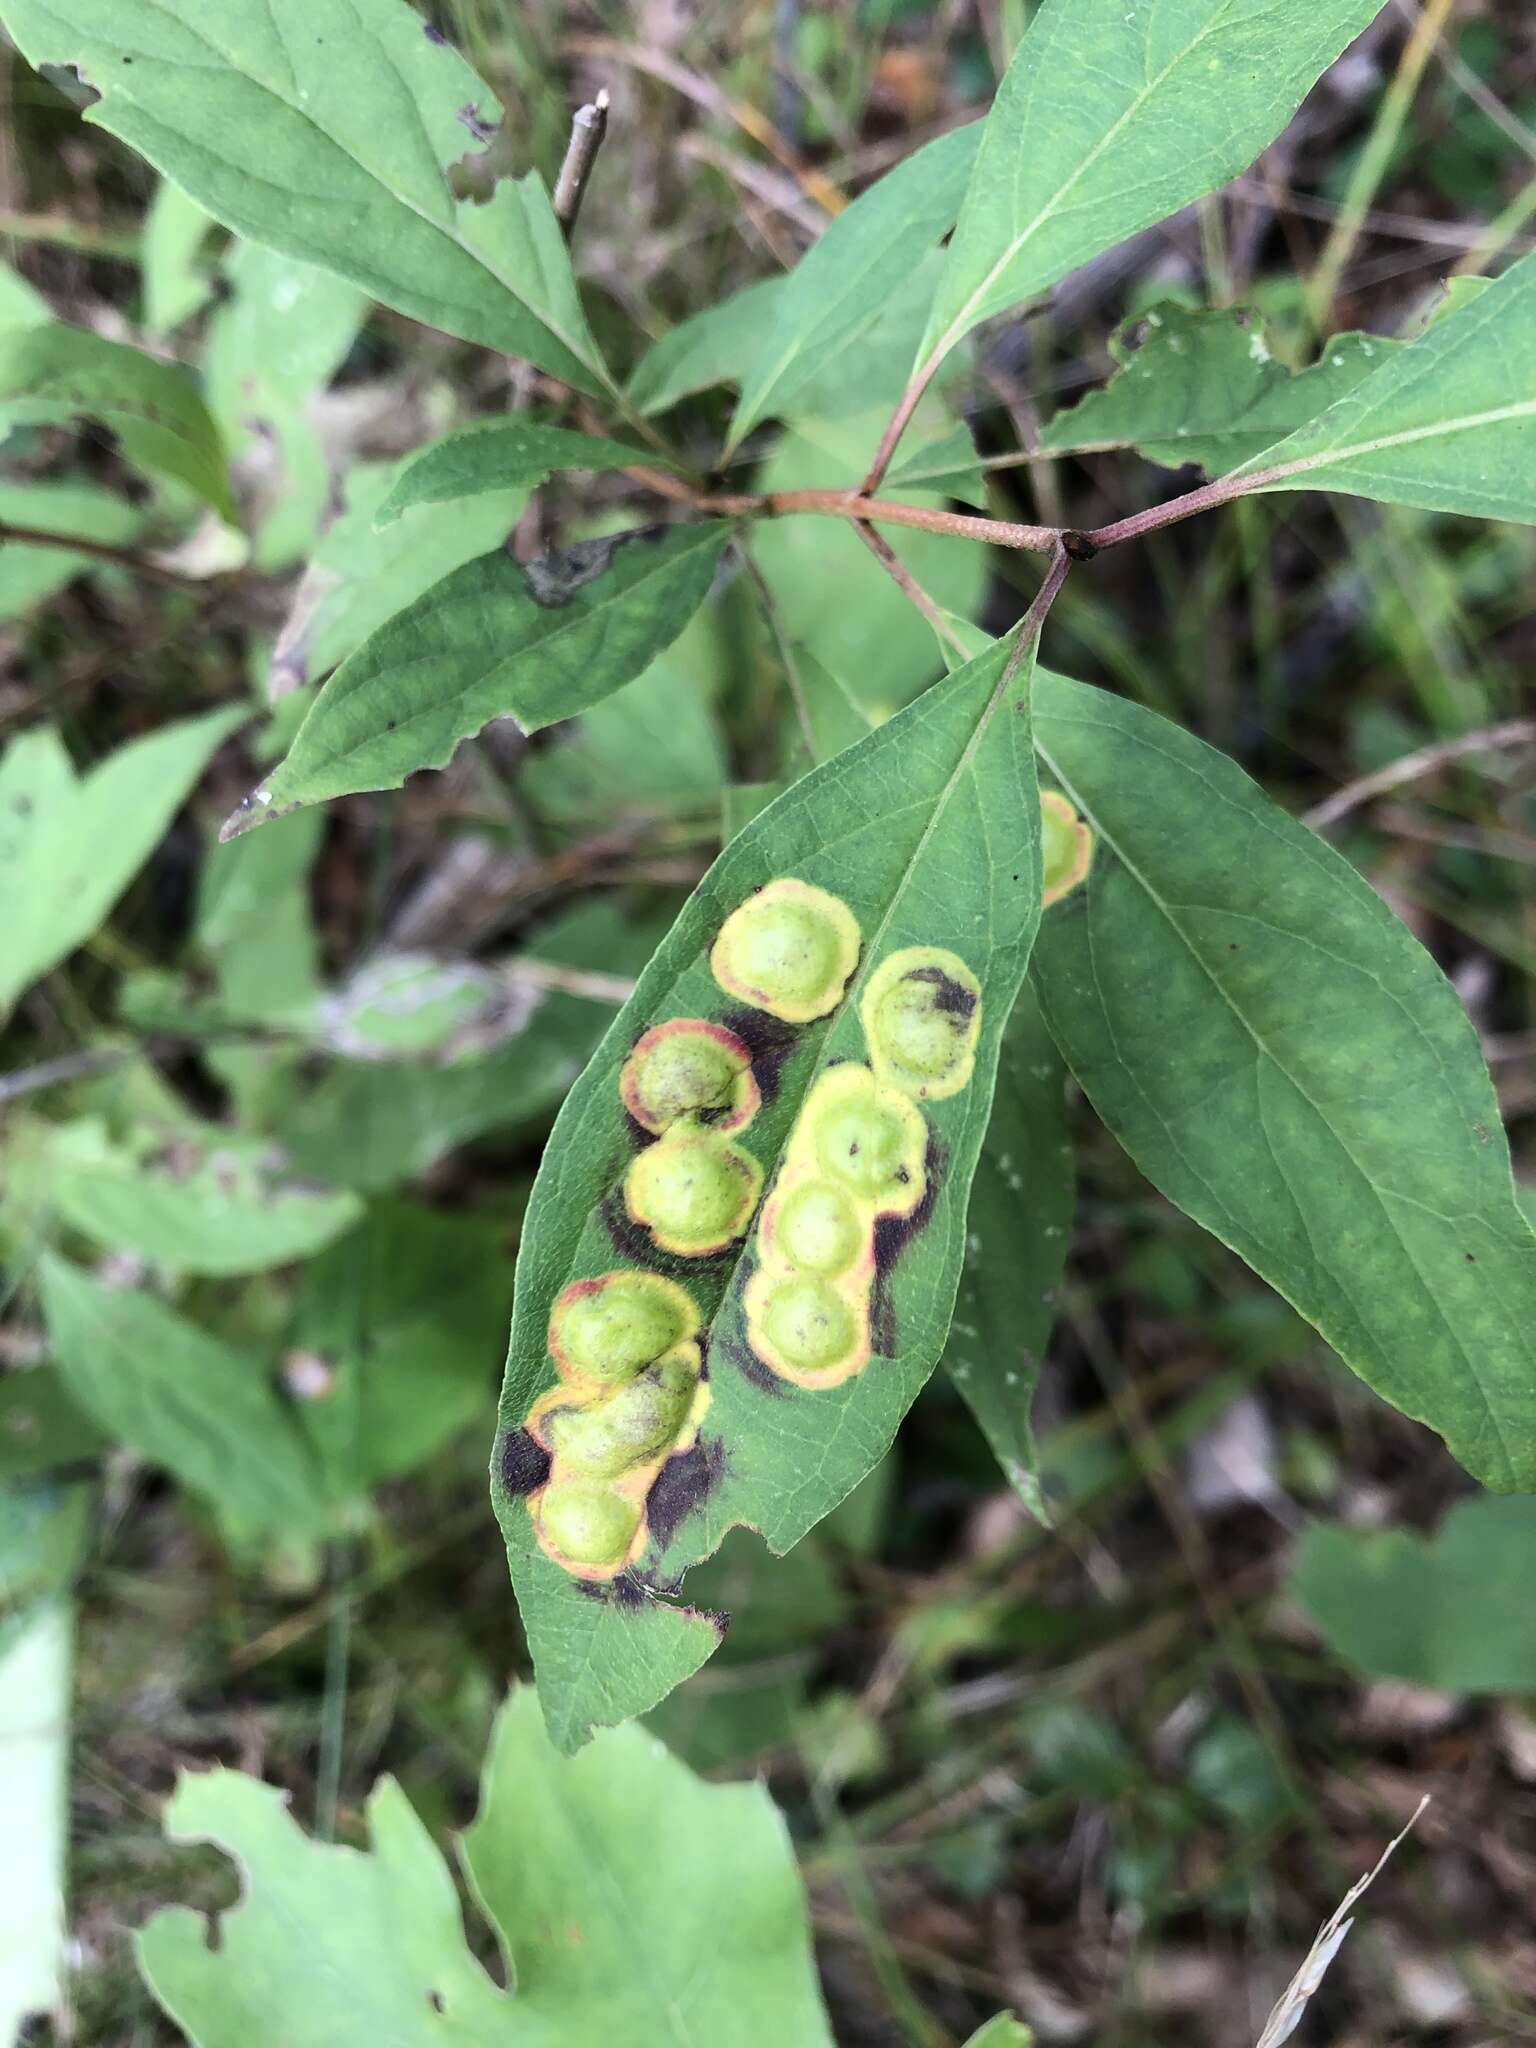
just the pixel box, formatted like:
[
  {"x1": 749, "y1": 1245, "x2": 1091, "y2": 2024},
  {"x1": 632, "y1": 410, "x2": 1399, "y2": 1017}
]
[{"x1": 1244, "y1": 397, "x2": 1536, "y2": 487}]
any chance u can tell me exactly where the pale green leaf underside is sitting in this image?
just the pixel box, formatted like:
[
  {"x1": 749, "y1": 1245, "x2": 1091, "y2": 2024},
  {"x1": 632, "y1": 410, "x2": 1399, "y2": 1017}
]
[
  {"x1": 727, "y1": 121, "x2": 981, "y2": 453},
  {"x1": 39, "y1": 1257, "x2": 326, "y2": 1535},
  {"x1": 1237, "y1": 246, "x2": 1536, "y2": 521},
  {"x1": 3, "y1": 0, "x2": 606, "y2": 393},
  {"x1": 230, "y1": 523, "x2": 731, "y2": 829},
  {"x1": 1031, "y1": 668, "x2": 1536, "y2": 1492},
  {"x1": 0, "y1": 706, "x2": 243, "y2": 1018},
  {"x1": 374, "y1": 417, "x2": 665, "y2": 525},
  {"x1": 945, "y1": 979, "x2": 1072, "y2": 1512},
  {"x1": 43, "y1": 1125, "x2": 361, "y2": 1276},
  {"x1": 1292, "y1": 1497, "x2": 1536, "y2": 1691},
  {"x1": 494, "y1": 634, "x2": 1044, "y2": 1751},
  {"x1": 1039, "y1": 301, "x2": 1395, "y2": 473},
  {"x1": 628, "y1": 276, "x2": 784, "y2": 417},
  {"x1": 138, "y1": 1689, "x2": 833, "y2": 2047},
  {"x1": 0, "y1": 321, "x2": 232, "y2": 518},
  {"x1": 921, "y1": 0, "x2": 1385, "y2": 374}
]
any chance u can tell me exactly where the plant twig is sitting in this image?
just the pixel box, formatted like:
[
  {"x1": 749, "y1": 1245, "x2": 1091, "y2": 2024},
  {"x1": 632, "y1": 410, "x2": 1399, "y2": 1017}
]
[
  {"x1": 0, "y1": 519, "x2": 203, "y2": 587},
  {"x1": 851, "y1": 522, "x2": 971, "y2": 661},
  {"x1": 552, "y1": 87, "x2": 610, "y2": 236},
  {"x1": 565, "y1": 34, "x2": 844, "y2": 215},
  {"x1": 1305, "y1": 718, "x2": 1536, "y2": 828},
  {"x1": 699, "y1": 486, "x2": 1059, "y2": 553}
]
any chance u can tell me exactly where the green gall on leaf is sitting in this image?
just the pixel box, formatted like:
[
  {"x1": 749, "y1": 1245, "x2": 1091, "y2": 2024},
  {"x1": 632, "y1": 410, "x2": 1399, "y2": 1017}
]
[
  {"x1": 810, "y1": 1064, "x2": 928, "y2": 1210},
  {"x1": 766, "y1": 1178, "x2": 869, "y2": 1278},
  {"x1": 710, "y1": 877, "x2": 861, "y2": 1023},
  {"x1": 548, "y1": 1271, "x2": 700, "y2": 1387},
  {"x1": 542, "y1": 1346, "x2": 702, "y2": 1481},
  {"x1": 624, "y1": 1125, "x2": 764, "y2": 1257},
  {"x1": 537, "y1": 1480, "x2": 645, "y2": 1574},
  {"x1": 1041, "y1": 789, "x2": 1093, "y2": 907},
  {"x1": 744, "y1": 1270, "x2": 869, "y2": 1387},
  {"x1": 619, "y1": 1018, "x2": 761, "y2": 1135},
  {"x1": 862, "y1": 946, "x2": 982, "y2": 1101}
]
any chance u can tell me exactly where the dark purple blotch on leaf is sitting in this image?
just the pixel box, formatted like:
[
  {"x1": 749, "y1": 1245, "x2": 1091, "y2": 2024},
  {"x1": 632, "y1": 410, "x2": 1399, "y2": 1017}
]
[{"x1": 500, "y1": 1427, "x2": 552, "y2": 1498}]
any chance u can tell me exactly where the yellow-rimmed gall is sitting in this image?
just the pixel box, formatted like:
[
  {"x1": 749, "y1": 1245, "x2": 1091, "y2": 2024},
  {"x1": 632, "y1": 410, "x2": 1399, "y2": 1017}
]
[
  {"x1": 744, "y1": 1269, "x2": 869, "y2": 1386},
  {"x1": 764, "y1": 1177, "x2": 868, "y2": 1277},
  {"x1": 537, "y1": 1479, "x2": 644, "y2": 1574},
  {"x1": 548, "y1": 1270, "x2": 698, "y2": 1386},
  {"x1": 710, "y1": 878, "x2": 861, "y2": 1023},
  {"x1": 862, "y1": 946, "x2": 982, "y2": 1101},
  {"x1": 620, "y1": 1018, "x2": 760, "y2": 1135},
  {"x1": 809, "y1": 1064, "x2": 927, "y2": 1213},
  {"x1": 624, "y1": 1123, "x2": 764, "y2": 1256},
  {"x1": 542, "y1": 1345, "x2": 700, "y2": 1480},
  {"x1": 1041, "y1": 789, "x2": 1094, "y2": 907}
]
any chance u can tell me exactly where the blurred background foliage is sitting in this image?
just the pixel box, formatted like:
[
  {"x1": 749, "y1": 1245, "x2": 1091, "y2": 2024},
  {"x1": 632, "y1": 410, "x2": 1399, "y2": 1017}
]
[{"x1": 0, "y1": 1, "x2": 1534, "y2": 2042}]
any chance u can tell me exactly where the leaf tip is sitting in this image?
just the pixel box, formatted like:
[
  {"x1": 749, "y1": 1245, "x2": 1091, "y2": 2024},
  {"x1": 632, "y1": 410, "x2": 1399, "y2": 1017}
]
[{"x1": 217, "y1": 782, "x2": 283, "y2": 843}]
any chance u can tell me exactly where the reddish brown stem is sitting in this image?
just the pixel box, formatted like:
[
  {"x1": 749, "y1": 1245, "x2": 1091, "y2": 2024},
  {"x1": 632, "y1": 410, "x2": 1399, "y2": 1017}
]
[
  {"x1": 0, "y1": 520, "x2": 202, "y2": 586},
  {"x1": 699, "y1": 486, "x2": 1059, "y2": 553}
]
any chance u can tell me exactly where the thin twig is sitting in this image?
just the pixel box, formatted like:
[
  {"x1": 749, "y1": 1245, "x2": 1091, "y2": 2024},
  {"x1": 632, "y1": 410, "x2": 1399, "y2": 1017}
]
[
  {"x1": 500, "y1": 957, "x2": 637, "y2": 1005},
  {"x1": 552, "y1": 87, "x2": 610, "y2": 237},
  {"x1": 0, "y1": 1045, "x2": 137, "y2": 1105},
  {"x1": 1305, "y1": 718, "x2": 1536, "y2": 828},
  {"x1": 699, "y1": 486, "x2": 1060, "y2": 553},
  {"x1": 0, "y1": 519, "x2": 203, "y2": 587},
  {"x1": 565, "y1": 33, "x2": 845, "y2": 215},
  {"x1": 852, "y1": 522, "x2": 971, "y2": 661}
]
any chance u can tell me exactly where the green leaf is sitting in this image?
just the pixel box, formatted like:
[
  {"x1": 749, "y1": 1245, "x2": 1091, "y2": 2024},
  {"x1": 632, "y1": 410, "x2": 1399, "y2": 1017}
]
[
  {"x1": 0, "y1": 1370, "x2": 107, "y2": 1481},
  {"x1": 1237, "y1": 247, "x2": 1536, "y2": 521},
  {"x1": 268, "y1": 456, "x2": 530, "y2": 695},
  {"x1": 375, "y1": 418, "x2": 670, "y2": 525},
  {"x1": 1030, "y1": 668, "x2": 1536, "y2": 1492},
  {"x1": 38, "y1": 1256, "x2": 327, "y2": 1538},
  {"x1": 946, "y1": 980, "x2": 1072, "y2": 1515},
  {"x1": 628, "y1": 276, "x2": 784, "y2": 417},
  {"x1": 228, "y1": 523, "x2": 731, "y2": 830},
  {"x1": 0, "y1": 322, "x2": 232, "y2": 518},
  {"x1": 459, "y1": 1690, "x2": 833, "y2": 2043},
  {"x1": 726, "y1": 122, "x2": 981, "y2": 453},
  {"x1": 0, "y1": 706, "x2": 244, "y2": 1019},
  {"x1": 3, "y1": 0, "x2": 610, "y2": 395},
  {"x1": 1293, "y1": 1497, "x2": 1536, "y2": 1691},
  {"x1": 1039, "y1": 301, "x2": 1395, "y2": 472},
  {"x1": 0, "y1": 478, "x2": 148, "y2": 620},
  {"x1": 293, "y1": 1202, "x2": 513, "y2": 1493},
  {"x1": 41, "y1": 1120, "x2": 361, "y2": 1276},
  {"x1": 0, "y1": 254, "x2": 50, "y2": 327},
  {"x1": 195, "y1": 810, "x2": 324, "y2": 1028},
  {"x1": 142, "y1": 177, "x2": 216, "y2": 333},
  {"x1": 205, "y1": 242, "x2": 368, "y2": 570},
  {"x1": 137, "y1": 1687, "x2": 834, "y2": 2046},
  {"x1": 753, "y1": 414, "x2": 984, "y2": 712},
  {"x1": 883, "y1": 422, "x2": 989, "y2": 506},
  {"x1": 493, "y1": 631, "x2": 1045, "y2": 1750},
  {"x1": 918, "y1": 0, "x2": 1385, "y2": 380},
  {"x1": 523, "y1": 654, "x2": 725, "y2": 831},
  {"x1": 963, "y1": 2020, "x2": 1034, "y2": 2048}
]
